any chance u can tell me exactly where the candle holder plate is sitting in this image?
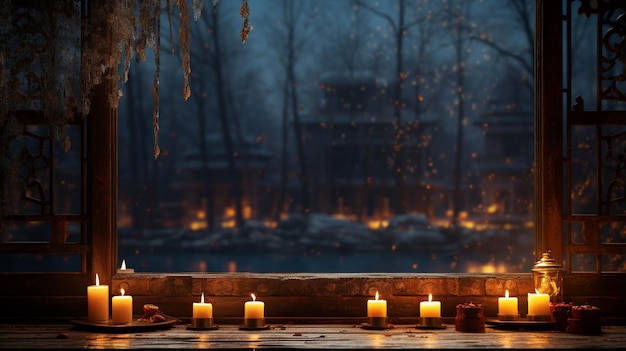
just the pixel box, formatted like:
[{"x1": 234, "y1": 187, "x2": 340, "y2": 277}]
[
  {"x1": 187, "y1": 324, "x2": 219, "y2": 330},
  {"x1": 187, "y1": 318, "x2": 219, "y2": 330},
  {"x1": 239, "y1": 325, "x2": 271, "y2": 330},
  {"x1": 360, "y1": 322, "x2": 393, "y2": 330},
  {"x1": 71, "y1": 316, "x2": 179, "y2": 333},
  {"x1": 415, "y1": 324, "x2": 447, "y2": 329},
  {"x1": 486, "y1": 318, "x2": 555, "y2": 330}
]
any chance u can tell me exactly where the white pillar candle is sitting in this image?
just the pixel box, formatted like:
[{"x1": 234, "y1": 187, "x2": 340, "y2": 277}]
[
  {"x1": 87, "y1": 273, "x2": 109, "y2": 322},
  {"x1": 193, "y1": 292, "x2": 213, "y2": 319},
  {"x1": 527, "y1": 292, "x2": 550, "y2": 316},
  {"x1": 420, "y1": 294, "x2": 441, "y2": 318},
  {"x1": 367, "y1": 291, "x2": 387, "y2": 317},
  {"x1": 244, "y1": 293, "x2": 265, "y2": 319},
  {"x1": 498, "y1": 290, "x2": 519, "y2": 315},
  {"x1": 112, "y1": 288, "x2": 133, "y2": 324}
]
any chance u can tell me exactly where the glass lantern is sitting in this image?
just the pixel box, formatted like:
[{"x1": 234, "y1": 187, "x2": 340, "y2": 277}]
[{"x1": 532, "y1": 251, "x2": 564, "y2": 302}]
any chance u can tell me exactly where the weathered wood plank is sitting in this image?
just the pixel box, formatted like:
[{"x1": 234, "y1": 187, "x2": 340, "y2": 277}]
[{"x1": 1, "y1": 323, "x2": 625, "y2": 349}]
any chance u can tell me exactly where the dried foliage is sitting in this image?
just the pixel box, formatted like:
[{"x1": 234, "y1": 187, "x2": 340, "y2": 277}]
[
  {"x1": 153, "y1": 0, "x2": 162, "y2": 160},
  {"x1": 1, "y1": 0, "x2": 253, "y2": 217},
  {"x1": 240, "y1": 0, "x2": 253, "y2": 43},
  {"x1": 178, "y1": 0, "x2": 192, "y2": 103}
]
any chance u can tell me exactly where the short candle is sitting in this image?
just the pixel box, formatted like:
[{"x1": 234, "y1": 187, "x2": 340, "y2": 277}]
[
  {"x1": 87, "y1": 273, "x2": 109, "y2": 322},
  {"x1": 527, "y1": 292, "x2": 550, "y2": 316},
  {"x1": 117, "y1": 259, "x2": 134, "y2": 273},
  {"x1": 367, "y1": 291, "x2": 387, "y2": 317},
  {"x1": 498, "y1": 290, "x2": 518, "y2": 316},
  {"x1": 244, "y1": 293, "x2": 264, "y2": 319},
  {"x1": 193, "y1": 292, "x2": 213, "y2": 319},
  {"x1": 111, "y1": 288, "x2": 133, "y2": 324},
  {"x1": 420, "y1": 294, "x2": 441, "y2": 318}
]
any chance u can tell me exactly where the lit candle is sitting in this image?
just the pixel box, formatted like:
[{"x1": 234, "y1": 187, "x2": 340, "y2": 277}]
[
  {"x1": 117, "y1": 259, "x2": 134, "y2": 273},
  {"x1": 367, "y1": 291, "x2": 387, "y2": 317},
  {"x1": 527, "y1": 292, "x2": 550, "y2": 316},
  {"x1": 193, "y1": 292, "x2": 213, "y2": 319},
  {"x1": 87, "y1": 273, "x2": 109, "y2": 322},
  {"x1": 244, "y1": 293, "x2": 265, "y2": 319},
  {"x1": 420, "y1": 294, "x2": 441, "y2": 318},
  {"x1": 498, "y1": 290, "x2": 519, "y2": 316},
  {"x1": 112, "y1": 288, "x2": 133, "y2": 324}
]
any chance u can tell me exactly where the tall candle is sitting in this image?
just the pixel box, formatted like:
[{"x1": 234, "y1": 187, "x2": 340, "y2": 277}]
[
  {"x1": 498, "y1": 290, "x2": 518, "y2": 315},
  {"x1": 193, "y1": 292, "x2": 213, "y2": 319},
  {"x1": 420, "y1": 294, "x2": 441, "y2": 318},
  {"x1": 112, "y1": 288, "x2": 133, "y2": 324},
  {"x1": 367, "y1": 291, "x2": 387, "y2": 317},
  {"x1": 244, "y1": 293, "x2": 265, "y2": 319},
  {"x1": 87, "y1": 273, "x2": 109, "y2": 322},
  {"x1": 527, "y1": 292, "x2": 550, "y2": 316}
]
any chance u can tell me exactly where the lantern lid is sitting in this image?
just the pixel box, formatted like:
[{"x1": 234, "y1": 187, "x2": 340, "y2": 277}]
[{"x1": 532, "y1": 251, "x2": 563, "y2": 272}]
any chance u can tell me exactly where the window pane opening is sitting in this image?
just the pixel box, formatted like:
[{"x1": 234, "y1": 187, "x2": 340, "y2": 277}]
[{"x1": 117, "y1": 0, "x2": 536, "y2": 273}]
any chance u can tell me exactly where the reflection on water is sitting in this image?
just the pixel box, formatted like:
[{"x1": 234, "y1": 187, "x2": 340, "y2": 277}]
[
  {"x1": 1, "y1": 221, "x2": 535, "y2": 273},
  {"x1": 123, "y1": 251, "x2": 533, "y2": 274},
  {"x1": 117, "y1": 216, "x2": 536, "y2": 274}
]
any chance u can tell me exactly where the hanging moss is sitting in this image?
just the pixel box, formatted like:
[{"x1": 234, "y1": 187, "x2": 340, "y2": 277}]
[{"x1": 1, "y1": 0, "x2": 253, "y2": 222}]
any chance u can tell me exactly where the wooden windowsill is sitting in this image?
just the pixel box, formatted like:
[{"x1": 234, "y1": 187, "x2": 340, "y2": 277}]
[{"x1": 3, "y1": 272, "x2": 626, "y2": 324}]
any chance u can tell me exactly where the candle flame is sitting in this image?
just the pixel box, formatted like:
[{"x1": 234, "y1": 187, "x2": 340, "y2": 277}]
[
  {"x1": 121, "y1": 260, "x2": 127, "y2": 270},
  {"x1": 121, "y1": 288, "x2": 125, "y2": 296},
  {"x1": 201, "y1": 292, "x2": 205, "y2": 303},
  {"x1": 505, "y1": 290, "x2": 509, "y2": 298},
  {"x1": 375, "y1": 291, "x2": 379, "y2": 300},
  {"x1": 95, "y1": 273, "x2": 100, "y2": 286},
  {"x1": 428, "y1": 293, "x2": 432, "y2": 302},
  {"x1": 251, "y1": 293, "x2": 256, "y2": 301}
]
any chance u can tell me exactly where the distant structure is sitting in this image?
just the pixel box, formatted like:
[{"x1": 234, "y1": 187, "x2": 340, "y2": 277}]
[
  {"x1": 176, "y1": 133, "x2": 272, "y2": 229},
  {"x1": 472, "y1": 100, "x2": 534, "y2": 230},
  {"x1": 298, "y1": 71, "x2": 439, "y2": 223}
]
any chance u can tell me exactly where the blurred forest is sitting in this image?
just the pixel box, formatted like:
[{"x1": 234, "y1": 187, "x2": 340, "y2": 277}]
[{"x1": 114, "y1": 0, "x2": 594, "y2": 273}]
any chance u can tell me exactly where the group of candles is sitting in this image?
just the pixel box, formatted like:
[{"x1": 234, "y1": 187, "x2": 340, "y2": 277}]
[
  {"x1": 368, "y1": 290, "x2": 551, "y2": 320},
  {"x1": 498, "y1": 290, "x2": 551, "y2": 320},
  {"x1": 367, "y1": 292, "x2": 441, "y2": 318},
  {"x1": 192, "y1": 293, "x2": 264, "y2": 320},
  {"x1": 87, "y1": 273, "x2": 265, "y2": 325},
  {"x1": 87, "y1": 273, "x2": 133, "y2": 324},
  {"x1": 193, "y1": 293, "x2": 265, "y2": 321},
  {"x1": 88, "y1": 271, "x2": 550, "y2": 325}
]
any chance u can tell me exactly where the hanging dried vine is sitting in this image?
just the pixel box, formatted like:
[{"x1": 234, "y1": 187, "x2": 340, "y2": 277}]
[
  {"x1": 2, "y1": 0, "x2": 255, "y2": 219},
  {"x1": 167, "y1": 0, "x2": 176, "y2": 55},
  {"x1": 153, "y1": 0, "x2": 161, "y2": 160},
  {"x1": 240, "y1": 0, "x2": 253, "y2": 43},
  {"x1": 0, "y1": 0, "x2": 254, "y2": 236},
  {"x1": 178, "y1": 0, "x2": 192, "y2": 102}
]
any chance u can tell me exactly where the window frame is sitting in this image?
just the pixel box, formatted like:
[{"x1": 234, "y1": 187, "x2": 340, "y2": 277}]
[{"x1": 2, "y1": 0, "x2": 626, "y2": 323}]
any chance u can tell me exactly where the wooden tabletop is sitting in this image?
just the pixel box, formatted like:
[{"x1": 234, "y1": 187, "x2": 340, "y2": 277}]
[{"x1": 1, "y1": 321, "x2": 626, "y2": 349}]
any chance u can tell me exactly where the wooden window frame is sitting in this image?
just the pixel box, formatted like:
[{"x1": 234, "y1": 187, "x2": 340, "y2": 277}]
[{"x1": 1, "y1": 0, "x2": 625, "y2": 324}]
